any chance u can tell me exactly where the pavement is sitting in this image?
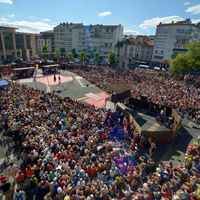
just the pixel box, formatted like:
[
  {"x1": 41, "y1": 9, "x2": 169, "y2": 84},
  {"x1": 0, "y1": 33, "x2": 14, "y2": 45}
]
[{"x1": 17, "y1": 69, "x2": 109, "y2": 108}]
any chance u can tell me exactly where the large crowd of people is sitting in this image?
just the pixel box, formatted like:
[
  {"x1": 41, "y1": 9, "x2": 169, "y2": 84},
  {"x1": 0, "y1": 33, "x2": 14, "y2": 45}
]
[
  {"x1": 0, "y1": 82, "x2": 200, "y2": 200},
  {"x1": 71, "y1": 67, "x2": 200, "y2": 124}
]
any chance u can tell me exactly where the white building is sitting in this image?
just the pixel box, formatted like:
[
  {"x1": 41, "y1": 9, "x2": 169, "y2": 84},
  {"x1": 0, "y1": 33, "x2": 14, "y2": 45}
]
[
  {"x1": 84, "y1": 24, "x2": 123, "y2": 58},
  {"x1": 152, "y1": 19, "x2": 200, "y2": 62},
  {"x1": 54, "y1": 23, "x2": 84, "y2": 53},
  {"x1": 117, "y1": 36, "x2": 154, "y2": 68},
  {"x1": 54, "y1": 23, "x2": 123, "y2": 60}
]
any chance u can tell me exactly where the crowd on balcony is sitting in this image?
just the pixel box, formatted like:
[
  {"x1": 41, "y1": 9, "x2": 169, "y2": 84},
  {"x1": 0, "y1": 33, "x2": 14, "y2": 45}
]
[{"x1": 0, "y1": 83, "x2": 200, "y2": 200}]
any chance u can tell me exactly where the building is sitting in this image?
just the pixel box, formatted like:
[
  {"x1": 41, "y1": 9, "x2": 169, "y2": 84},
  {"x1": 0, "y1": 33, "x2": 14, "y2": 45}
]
[
  {"x1": 54, "y1": 23, "x2": 123, "y2": 60},
  {"x1": 152, "y1": 19, "x2": 200, "y2": 62},
  {"x1": 54, "y1": 23, "x2": 85, "y2": 54},
  {"x1": 15, "y1": 32, "x2": 37, "y2": 61},
  {"x1": 84, "y1": 24, "x2": 123, "y2": 59},
  {"x1": 37, "y1": 30, "x2": 54, "y2": 56},
  {"x1": 0, "y1": 26, "x2": 17, "y2": 61},
  {"x1": 117, "y1": 36, "x2": 154, "y2": 68},
  {"x1": 0, "y1": 26, "x2": 38, "y2": 62}
]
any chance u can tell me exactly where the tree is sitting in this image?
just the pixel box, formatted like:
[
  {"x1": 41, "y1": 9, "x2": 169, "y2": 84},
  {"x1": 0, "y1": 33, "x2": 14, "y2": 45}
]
[
  {"x1": 42, "y1": 44, "x2": 48, "y2": 60},
  {"x1": 71, "y1": 49, "x2": 78, "y2": 59},
  {"x1": 108, "y1": 52, "x2": 118, "y2": 67},
  {"x1": 60, "y1": 48, "x2": 66, "y2": 57},
  {"x1": 94, "y1": 52, "x2": 100, "y2": 65},
  {"x1": 79, "y1": 51, "x2": 87, "y2": 64},
  {"x1": 54, "y1": 48, "x2": 60, "y2": 61},
  {"x1": 170, "y1": 41, "x2": 200, "y2": 76},
  {"x1": 67, "y1": 52, "x2": 74, "y2": 63}
]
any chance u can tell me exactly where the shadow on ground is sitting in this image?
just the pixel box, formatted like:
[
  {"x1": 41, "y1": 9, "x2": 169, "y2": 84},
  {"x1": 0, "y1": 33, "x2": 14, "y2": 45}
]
[{"x1": 154, "y1": 127, "x2": 193, "y2": 164}]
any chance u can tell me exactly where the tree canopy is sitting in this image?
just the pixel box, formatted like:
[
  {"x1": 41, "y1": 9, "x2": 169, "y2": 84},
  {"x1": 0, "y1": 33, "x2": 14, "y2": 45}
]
[
  {"x1": 170, "y1": 41, "x2": 200, "y2": 76},
  {"x1": 108, "y1": 52, "x2": 118, "y2": 66},
  {"x1": 67, "y1": 52, "x2": 74, "y2": 62},
  {"x1": 79, "y1": 51, "x2": 87, "y2": 64}
]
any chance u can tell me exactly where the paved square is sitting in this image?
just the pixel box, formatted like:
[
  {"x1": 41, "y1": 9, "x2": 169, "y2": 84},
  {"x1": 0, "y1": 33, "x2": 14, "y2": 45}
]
[{"x1": 36, "y1": 75, "x2": 73, "y2": 86}]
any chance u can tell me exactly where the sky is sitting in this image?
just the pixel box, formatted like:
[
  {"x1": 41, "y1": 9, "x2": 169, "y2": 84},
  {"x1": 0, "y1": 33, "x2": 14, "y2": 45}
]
[{"x1": 0, "y1": 0, "x2": 200, "y2": 35}]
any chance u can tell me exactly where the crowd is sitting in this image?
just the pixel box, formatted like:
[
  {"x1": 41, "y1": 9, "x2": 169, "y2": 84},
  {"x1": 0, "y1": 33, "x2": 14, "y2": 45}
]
[
  {"x1": 0, "y1": 82, "x2": 200, "y2": 200},
  {"x1": 71, "y1": 67, "x2": 200, "y2": 124}
]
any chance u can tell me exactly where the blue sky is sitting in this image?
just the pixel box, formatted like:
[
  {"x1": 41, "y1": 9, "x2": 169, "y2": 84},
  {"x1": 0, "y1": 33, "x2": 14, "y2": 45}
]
[{"x1": 0, "y1": 0, "x2": 200, "y2": 34}]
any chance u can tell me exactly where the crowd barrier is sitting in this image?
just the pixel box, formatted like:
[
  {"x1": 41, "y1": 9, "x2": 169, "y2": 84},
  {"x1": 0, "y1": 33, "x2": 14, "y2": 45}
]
[{"x1": 116, "y1": 102, "x2": 182, "y2": 144}]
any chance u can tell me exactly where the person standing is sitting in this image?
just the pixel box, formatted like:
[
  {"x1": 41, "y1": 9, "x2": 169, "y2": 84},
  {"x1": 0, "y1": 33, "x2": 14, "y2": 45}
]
[
  {"x1": 58, "y1": 75, "x2": 61, "y2": 85},
  {"x1": 54, "y1": 74, "x2": 57, "y2": 83}
]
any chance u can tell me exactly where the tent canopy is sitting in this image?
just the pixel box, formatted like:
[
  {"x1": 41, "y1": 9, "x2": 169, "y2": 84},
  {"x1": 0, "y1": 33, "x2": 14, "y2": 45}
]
[{"x1": 0, "y1": 80, "x2": 9, "y2": 88}]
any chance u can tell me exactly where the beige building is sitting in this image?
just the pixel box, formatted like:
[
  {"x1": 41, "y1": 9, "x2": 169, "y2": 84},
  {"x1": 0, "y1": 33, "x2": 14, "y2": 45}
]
[
  {"x1": 37, "y1": 31, "x2": 54, "y2": 56},
  {"x1": 54, "y1": 23, "x2": 84, "y2": 54},
  {"x1": 0, "y1": 26, "x2": 17, "y2": 61},
  {"x1": 54, "y1": 23, "x2": 123, "y2": 61},
  {"x1": 84, "y1": 24, "x2": 123, "y2": 58},
  {"x1": 15, "y1": 32, "x2": 37, "y2": 61},
  {"x1": 0, "y1": 26, "x2": 38, "y2": 62},
  {"x1": 117, "y1": 36, "x2": 154, "y2": 68}
]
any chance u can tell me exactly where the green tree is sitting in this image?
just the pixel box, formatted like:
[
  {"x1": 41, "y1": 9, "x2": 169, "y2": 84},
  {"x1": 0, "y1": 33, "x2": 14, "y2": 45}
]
[
  {"x1": 67, "y1": 52, "x2": 74, "y2": 63},
  {"x1": 170, "y1": 41, "x2": 200, "y2": 76},
  {"x1": 71, "y1": 48, "x2": 78, "y2": 59},
  {"x1": 94, "y1": 52, "x2": 100, "y2": 65},
  {"x1": 79, "y1": 51, "x2": 87, "y2": 64},
  {"x1": 54, "y1": 48, "x2": 60, "y2": 61},
  {"x1": 42, "y1": 44, "x2": 48, "y2": 60},
  {"x1": 60, "y1": 48, "x2": 66, "y2": 57},
  {"x1": 108, "y1": 52, "x2": 118, "y2": 66}
]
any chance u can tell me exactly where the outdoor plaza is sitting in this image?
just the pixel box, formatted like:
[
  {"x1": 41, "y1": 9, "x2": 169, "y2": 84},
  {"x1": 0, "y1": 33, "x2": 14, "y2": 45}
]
[{"x1": 0, "y1": 65, "x2": 200, "y2": 200}]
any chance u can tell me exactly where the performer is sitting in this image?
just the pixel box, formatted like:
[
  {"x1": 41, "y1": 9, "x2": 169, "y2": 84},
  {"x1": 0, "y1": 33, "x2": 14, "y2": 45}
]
[
  {"x1": 54, "y1": 73, "x2": 57, "y2": 83},
  {"x1": 58, "y1": 75, "x2": 61, "y2": 85}
]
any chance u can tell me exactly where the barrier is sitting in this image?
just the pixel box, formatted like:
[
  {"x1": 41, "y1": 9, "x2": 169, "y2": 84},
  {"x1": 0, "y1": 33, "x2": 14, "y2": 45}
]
[{"x1": 116, "y1": 102, "x2": 182, "y2": 144}]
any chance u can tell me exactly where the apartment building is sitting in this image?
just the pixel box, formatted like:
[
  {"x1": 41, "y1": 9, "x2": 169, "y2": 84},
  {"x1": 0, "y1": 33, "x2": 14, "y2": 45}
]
[
  {"x1": 37, "y1": 30, "x2": 54, "y2": 55},
  {"x1": 117, "y1": 36, "x2": 154, "y2": 68},
  {"x1": 84, "y1": 24, "x2": 123, "y2": 58},
  {"x1": 54, "y1": 23, "x2": 123, "y2": 59},
  {"x1": 15, "y1": 32, "x2": 37, "y2": 60},
  {"x1": 54, "y1": 23, "x2": 84, "y2": 53},
  {"x1": 152, "y1": 19, "x2": 200, "y2": 62}
]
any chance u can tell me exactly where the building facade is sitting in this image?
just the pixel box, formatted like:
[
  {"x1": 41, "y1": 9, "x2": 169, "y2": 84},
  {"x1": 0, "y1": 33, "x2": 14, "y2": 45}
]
[
  {"x1": 84, "y1": 24, "x2": 123, "y2": 59},
  {"x1": 0, "y1": 26, "x2": 38, "y2": 62},
  {"x1": 54, "y1": 23, "x2": 123, "y2": 60},
  {"x1": 37, "y1": 31, "x2": 54, "y2": 56},
  {"x1": 0, "y1": 26, "x2": 17, "y2": 62},
  {"x1": 152, "y1": 19, "x2": 200, "y2": 62},
  {"x1": 54, "y1": 23, "x2": 84, "y2": 54},
  {"x1": 117, "y1": 36, "x2": 154, "y2": 68},
  {"x1": 15, "y1": 32, "x2": 37, "y2": 61}
]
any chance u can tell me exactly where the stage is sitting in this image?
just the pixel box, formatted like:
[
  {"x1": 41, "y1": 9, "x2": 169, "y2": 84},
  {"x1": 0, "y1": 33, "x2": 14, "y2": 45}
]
[{"x1": 17, "y1": 70, "x2": 109, "y2": 108}]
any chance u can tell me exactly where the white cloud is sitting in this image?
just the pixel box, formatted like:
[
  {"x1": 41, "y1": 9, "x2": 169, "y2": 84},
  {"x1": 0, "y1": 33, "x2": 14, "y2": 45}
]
[
  {"x1": 98, "y1": 11, "x2": 112, "y2": 17},
  {"x1": 139, "y1": 16, "x2": 184, "y2": 29},
  {"x1": 0, "y1": 17, "x2": 55, "y2": 33},
  {"x1": 8, "y1": 14, "x2": 15, "y2": 18},
  {"x1": 0, "y1": 0, "x2": 13, "y2": 4},
  {"x1": 184, "y1": 1, "x2": 191, "y2": 6},
  {"x1": 192, "y1": 19, "x2": 200, "y2": 23},
  {"x1": 186, "y1": 4, "x2": 200, "y2": 15},
  {"x1": 124, "y1": 29, "x2": 141, "y2": 35},
  {"x1": 42, "y1": 18, "x2": 51, "y2": 22}
]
